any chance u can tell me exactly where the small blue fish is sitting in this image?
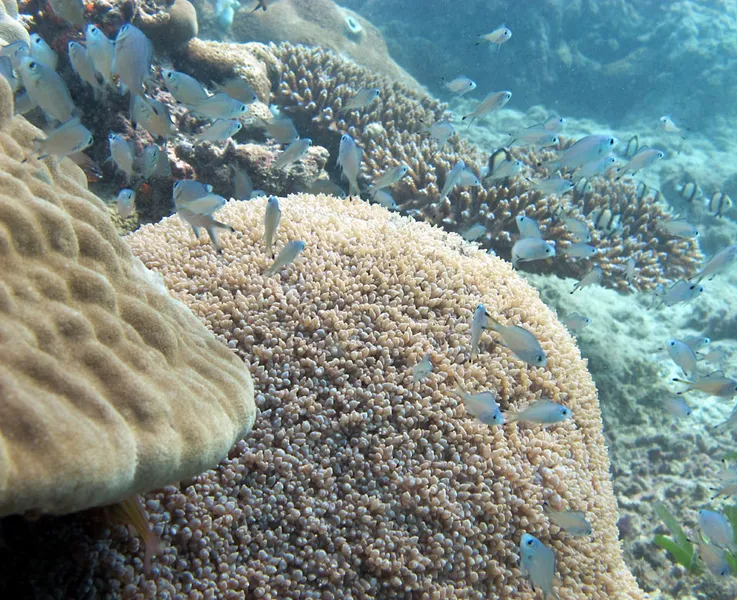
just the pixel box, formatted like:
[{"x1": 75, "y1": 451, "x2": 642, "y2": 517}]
[
  {"x1": 188, "y1": 92, "x2": 248, "y2": 120},
  {"x1": 511, "y1": 237, "x2": 555, "y2": 268},
  {"x1": 273, "y1": 138, "x2": 311, "y2": 170},
  {"x1": 108, "y1": 133, "x2": 134, "y2": 183},
  {"x1": 85, "y1": 25, "x2": 115, "y2": 89},
  {"x1": 560, "y1": 312, "x2": 591, "y2": 333},
  {"x1": 485, "y1": 316, "x2": 547, "y2": 367},
  {"x1": 411, "y1": 353, "x2": 433, "y2": 382},
  {"x1": 470, "y1": 304, "x2": 487, "y2": 359},
  {"x1": 516, "y1": 215, "x2": 542, "y2": 239},
  {"x1": 195, "y1": 119, "x2": 242, "y2": 144},
  {"x1": 263, "y1": 240, "x2": 306, "y2": 277},
  {"x1": 560, "y1": 242, "x2": 597, "y2": 259},
  {"x1": 519, "y1": 534, "x2": 558, "y2": 600},
  {"x1": 337, "y1": 134, "x2": 362, "y2": 196},
  {"x1": 112, "y1": 24, "x2": 153, "y2": 116},
  {"x1": 663, "y1": 397, "x2": 692, "y2": 419},
  {"x1": 454, "y1": 382, "x2": 503, "y2": 426},
  {"x1": 544, "y1": 505, "x2": 592, "y2": 537},
  {"x1": 116, "y1": 189, "x2": 136, "y2": 219},
  {"x1": 178, "y1": 209, "x2": 235, "y2": 254},
  {"x1": 339, "y1": 87, "x2": 380, "y2": 113},
  {"x1": 162, "y1": 69, "x2": 210, "y2": 105},
  {"x1": 698, "y1": 539, "x2": 730, "y2": 577},
  {"x1": 545, "y1": 134, "x2": 618, "y2": 171},
  {"x1": 691, "y1": 245, "x2": 737, "y2": 283},
  {"x1": 698, "y1": 510, "x2": 737, "y2": 553},
  {"x1": 505, "y1": 399, "x2": 571, "y2": 425},
  {"x1": 264, "y1": 195, "x2": 281, "y2": 257},
  {"x1": 665, "y1": 339, "x2": 698, "y2": 377},
  {"x1": 18, "y1": 56, "x2": 77, "y2": 123},
  {"x1": 30, "y1": 34, "x2": 57, "y2": 71},
  {"x1": 442, "y1": 75, "x2": 476, "y2": 96},
  {"x1": 571, "y1": 266, "x2": 602, "y2": 294}
]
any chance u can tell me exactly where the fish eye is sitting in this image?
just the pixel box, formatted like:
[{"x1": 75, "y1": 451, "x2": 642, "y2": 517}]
[
  {"x1": 525, "y1": 538, "x2": 534, "y2": 546},
  {"x1": 608, "y1": 138, "x2": 615, "y2": 145},
  {"x1": 537, "y1": 355, "x2": 544, "y2": 362}
]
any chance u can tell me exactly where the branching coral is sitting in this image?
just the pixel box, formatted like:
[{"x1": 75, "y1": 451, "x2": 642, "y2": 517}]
[
  {"x1": 270, "y1": 42, "x2": 702, "y2": 291},
  {"x1": 0, "y1": 76, "x2": 256, "y2": 517},
  {"x1": 118, "y1": 193, "x2": 644, "y2": 598}
]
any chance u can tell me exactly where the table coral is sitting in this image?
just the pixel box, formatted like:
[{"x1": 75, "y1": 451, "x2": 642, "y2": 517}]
[
  {"x1": 113, "y1": 193, "x2": 644, "y2": 598},
  {"x1": 0, "y1": 76, "x2": 256, "y2": 517},
  {"x1": 271, "y1": 42, "x2": 701, "y2": 291}
]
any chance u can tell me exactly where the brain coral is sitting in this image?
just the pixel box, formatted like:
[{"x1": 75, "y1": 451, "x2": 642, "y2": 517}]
[
  {"x1": 0, "y1": 76, "x2": 255, "y2": 517},
  {"x1": 270, "y1": 42, "x2": 701, "y2": 291},
  {"x1": 119, "y1": 193, "x2": 644, "y2": 598}
]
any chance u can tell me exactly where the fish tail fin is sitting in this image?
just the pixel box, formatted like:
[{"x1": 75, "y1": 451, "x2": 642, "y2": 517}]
[{"x1": 348, "y1": 180, "x2": 360, "y2": 198}]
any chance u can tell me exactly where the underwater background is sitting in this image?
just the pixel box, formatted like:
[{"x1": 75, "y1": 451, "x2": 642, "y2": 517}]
[{"x1": 1, "y1": 0, "x2": 737, "y2": 598}]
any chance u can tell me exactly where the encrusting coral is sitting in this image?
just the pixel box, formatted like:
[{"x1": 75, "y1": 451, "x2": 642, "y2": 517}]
[
  {"x1": 269, "y1": 42, "x2": 702, "y2": 292},
  {"x1": 115, "y1": 193, "x2": 644, "y2": 598},
  {"x1": 0, "y1": 76, "x2": 256, "y2": 517}
]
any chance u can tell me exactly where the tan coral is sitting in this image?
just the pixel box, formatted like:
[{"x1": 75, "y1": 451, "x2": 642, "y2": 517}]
[
  {"x1": 178, "y1": 38, "x2": 279, "y2": 104},
  {"x1": 232, "y1": 0, "x2": 422, "y2": 91},
  {"x1": 119, "y1": 193, "x2": 644, "y2": 599},
  {"x1": 271, "y1": 42, "x2": 701, "y2": 291},
  {"x1": 0, "y1": 76, "x2": 256, "y2": 517},
  {"x1": 135, "y1": 0, "x2": 198, "y2": 52}
]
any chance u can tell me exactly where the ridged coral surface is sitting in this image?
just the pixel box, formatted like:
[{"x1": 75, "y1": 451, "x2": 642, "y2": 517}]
[
  {"x1": 125, "y1": 193, "x2": 644, "y2": 599},
  {"x1": 0, "y1": 76, "x2": 255, "y2": 517}
]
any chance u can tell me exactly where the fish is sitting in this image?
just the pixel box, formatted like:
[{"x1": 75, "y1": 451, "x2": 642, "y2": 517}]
[
  {"x1": 663, "y1": 397, "x2": 692, "y2": 419},
  {"x1": 454, "y1": 382, "x2": 504, "y2": 426},
  {"x1": 519, "y1": 534, "x2": 557, "y2": 600},
  {"x1": 112, "y1": 24, "x2": 153, "y2": 116},
  {"x1": 543, "y1": 116, "x2": 566, "y2": 132},
  {"x1": 655, "y1": 280, "x2": 705, "y2": 308},
  {"x1": 679, "y1": 181, "x2": 699, "y2": 203},
  {"x1": 697, "y1": 539, "x2": 730, "y2": 577},
  {"x1": 442, "y1": 75, "x2": 476, "y2": 96},
  {"x1": 162, "y1": 69, "x2": 210, "y2": 105},
  {"x1": 659, "y1": 218, "x2": 698, "y2": 239},
  {"x1": 18, "y1": 56, "x2": 77, "y2": 123},
  {"x1": 410, "y1": 353, "x2": 433, "y2": 382},
  {"x1": 571, "y1": 265, "x2": 603, "y2": 294},
  {"x1": 85, "y1": 25, "x2": 116, "y2": 88},
  {"x1": 659, "y1": 115, "x2": 680, "y2": 133},
  {"x1": 132, "y1": 95, "x2": 177, "y2": 140},
  {"x1": 0, "y1": 40, "x2": 29, "y2": 71},
  {"x1": 251, "y1": 0, "x2": 280, "y2": 12},
  {"x1": 187, "y1": 93, "x2": 248, "y2": 120},
  {"x1": 175, "y1": 188, "x2": 226, "y2": 216},
  {"x1": 623, "y1": 135, "x2": 639, "y2": 158},
  {"x1": 665, "y1": 339, "x2": 698, "y2": 377},
  {"x1": 456, "y1": 169, "x2": 481, "y2": 188},
  {"x1": 624, "y1": 257, "x2": 636, "y2": 286},
  {"x1": 545, "y1": 506, "x2": 592, "y2": 536},
  {"x1": 708, "y1": 192, "x2": 733, "y2": 218},
  {"x1": 511, "y1": 237, "x2": 555, "y2": 268},
  {"x1": 337, "y1": 134, "x2": 362, "y2": 197},
  {"x1": 0, "y1": 56, "x2": 19, "y2": 92},
  {"x1": 560, "y1": 242, "x2": 597, "y2": 259},
  {"x1": 108, "y1": 133, "x2": 134, "y2": 183},
  {"x1": 339, "y1": 87, "x2": 380, "y2": 113},
  {"x1": 715, "y1": 404, "x2": 737, "y2": 432},
  {"x1": 477, "y1": 25, "x2": 513, "y2": 49},
  {"x1": 424, "y1": 119, "x2": 455, "y2": 145},
  {"x1": 462, "y1": 90, "x2": 512, "y2": 126},
  {"x1": 305, "y1": 178, "x2": 346, "y2": 199},
  {"x1": 195, "y1": 119, "x2": 242, "y2": 144},
  {"x1": 116, "y1": 189, "x2": 136, "y2": 219},
  {"x1": 700, "y1": 348, "x2": 728, "y2": 364},
  {"x1": 545, "y1": 134, "x2": 618, "y2": 171},
  {"x1": 615, "y1": 147, "x2": 665, "y2": 180},
  {"x1": 559, "y1": 215, "x2": 591, "y2": 242},
  {"x1": 68, "y1": 42, "x2": 106, "y2": 98},
  {"x1": 682, "y1": 336, "x2": 711, "y2": 352},
  {"x1": 674, "y1": 370, "x2": 737, "y2": 398},
  {"x1": 48, "y1": 0, "x2": 86, "y2": 26},
  {"x1": 106, "y1": 495, "x2": 162, "y2": 576},
  {"x1": 461, "y1": 223, "x2": 486, "y2": 241},
  {"x1": 178, "y1": 209, "x2": 235, "y2": 253},
  {"x1": 140, "y1": 144, "x2": 161, "y2": 180},
  {"x1": 574, "y1": 154, "x2": 617, "y2": 181},
  {"x1": 485, "y1": 315, "x2": 547, "y2": 367},
  {"x1": 173, "y1": 180, "x2": 213, "y2": 208},
  {"x1": 260, "y1": 116, "x2": 298, "y2": 144},
  {"x1": 263, "y1": 195, "x2": 281, "y2": 257},
  {"x1": 470, "y1": 304, "x2": 487, "y2": 359},
  {"x1": 30, "y1": 34, "x2": 57, "y2": 71},
  {"x1": 506, "y1": 399, "x2": 572, "y2": 425},
  {"x1": 533, "y1": 176, "x2": 574, "y2": 196},
  {"x1": 32, "y1": 118, "x2": 93, "y2": 161},
  {"x1": 484, "y1": 148, "x2": 522, "y2": 181},
  {"x1": 232, "y1": 165, "x2": 253, "y2": 200},
  {"x1": 272, "y1": 138, "x2": 311, "y2": 170},
  {"x1": 263, "y1": 240, "x2": 306, "y2": 276},
  {"x1": 698, "y1": 510, "x2": 737, "y2": 553},
  {"x1": 691, "y1": 245, "x2": 737, "y2": 283},
  {"x1": 370, "y1": 164, "x2": 408, "y2": 195},
  {"x1": 212, "y1": 77, "x2": 258, "y2": 104},
  {"x1": 372, "y1": 189, "x2": 397, "y2": 210},
  {"x1": 560, "y1": 312, "x2": 591, "y2": 333},
  {"x1": 440, "y1": 160, "x2": 466, "y2": 198},
  {"x1": 516, "y1": 215, "x2": 542, "y2": 239}
]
